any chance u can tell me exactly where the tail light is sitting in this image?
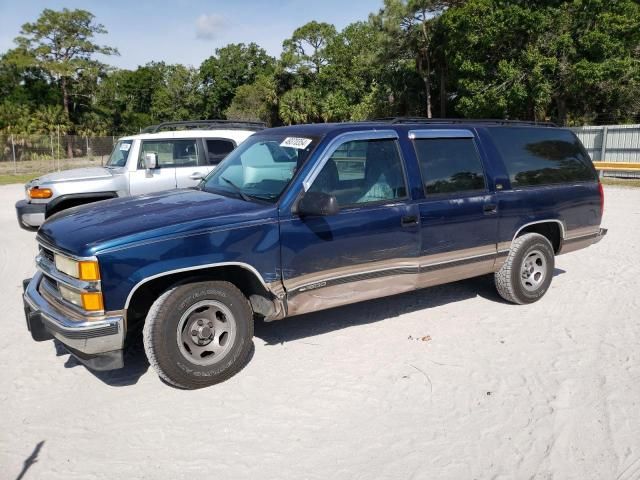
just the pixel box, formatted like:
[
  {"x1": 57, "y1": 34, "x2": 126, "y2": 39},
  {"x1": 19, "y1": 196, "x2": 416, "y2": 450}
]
[{"x1": 598, "y1": 181, "x2": 604, "y2": 219}]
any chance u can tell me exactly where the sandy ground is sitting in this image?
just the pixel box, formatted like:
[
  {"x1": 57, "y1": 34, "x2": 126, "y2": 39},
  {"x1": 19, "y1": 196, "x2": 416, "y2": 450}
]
[{"x1": 0, "y1": 183, "x2": 639, "y2": 480}]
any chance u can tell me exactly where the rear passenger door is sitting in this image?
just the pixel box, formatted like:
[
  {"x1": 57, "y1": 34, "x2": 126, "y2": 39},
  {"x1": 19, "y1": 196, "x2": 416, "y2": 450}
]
[
  {"x1": 410, "y1": 129, "x2": 499, "y2": 287},
  {"x1": 175, "y1": 138, "x2": 236, "y2": 188}
]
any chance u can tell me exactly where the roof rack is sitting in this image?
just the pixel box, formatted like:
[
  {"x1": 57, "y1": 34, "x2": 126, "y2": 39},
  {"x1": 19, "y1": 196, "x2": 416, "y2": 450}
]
[
  {"x1": 372, "y1": 117, "x2": 557, "y2": 127},
  {"x1": 141, "y1": 120, "x2": 267, "y2": 134}
]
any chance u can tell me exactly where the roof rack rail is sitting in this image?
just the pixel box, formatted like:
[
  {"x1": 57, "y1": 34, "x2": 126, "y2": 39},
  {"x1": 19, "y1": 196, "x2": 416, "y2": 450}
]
[
  {"x1": 372, "y1": 117, "x2": 557, "y2": 127},
  {"x1": 141, "y1": 120, "x2": 267, "y2": 134}
]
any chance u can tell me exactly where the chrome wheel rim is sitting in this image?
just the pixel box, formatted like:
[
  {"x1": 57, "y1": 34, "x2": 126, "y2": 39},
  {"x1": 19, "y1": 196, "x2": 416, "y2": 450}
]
[
  {"x1": 520, "y1": 249, "x2": 547, "y2": 292},
  {"x1": 176, "y1": 300, "x2": 236, "y2": 366}
]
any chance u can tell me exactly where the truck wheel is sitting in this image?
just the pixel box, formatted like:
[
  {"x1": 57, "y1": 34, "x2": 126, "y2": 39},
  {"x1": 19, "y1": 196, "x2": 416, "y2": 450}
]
[
  {"x1": 143, "y1": 281, "x2": 253, "y2": 389},
  {"x1": 495, "y1": 233, "x2": 555, "y2": 305}
]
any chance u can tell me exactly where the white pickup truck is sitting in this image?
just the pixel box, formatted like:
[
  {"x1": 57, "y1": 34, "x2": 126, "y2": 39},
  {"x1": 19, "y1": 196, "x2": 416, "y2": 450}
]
[{"x1": 15, "y1": 120, "x2": 263, "y2": 230}]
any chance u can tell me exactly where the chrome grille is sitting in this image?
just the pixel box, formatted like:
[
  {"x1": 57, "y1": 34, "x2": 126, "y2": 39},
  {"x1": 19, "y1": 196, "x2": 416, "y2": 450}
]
[{"x1": 40, "y1": 246, "x2": 55, "y2": 263}]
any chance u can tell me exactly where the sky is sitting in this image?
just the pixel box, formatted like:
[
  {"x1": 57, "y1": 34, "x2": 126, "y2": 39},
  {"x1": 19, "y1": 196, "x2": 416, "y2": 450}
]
[{"x1": 0, "y1": 0, "x2": 383, "y2": 69}]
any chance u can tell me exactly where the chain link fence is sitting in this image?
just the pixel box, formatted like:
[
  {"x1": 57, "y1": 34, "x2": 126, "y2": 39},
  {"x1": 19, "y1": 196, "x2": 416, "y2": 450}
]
[{"x1": 0, "y1": 134, "x2": 117, "y2": 175}]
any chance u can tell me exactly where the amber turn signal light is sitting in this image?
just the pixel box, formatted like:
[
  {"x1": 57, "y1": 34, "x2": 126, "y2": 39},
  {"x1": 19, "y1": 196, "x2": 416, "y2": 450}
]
[
  {"x1": 79, "y1": 261, "x2": 101, "y2": 281},
  {"x1": 29, "y1": 187, "x2": 53, "y2": 199},
  {"x1": 81, "y1": 292, "x2": 104, "y2": 312}
]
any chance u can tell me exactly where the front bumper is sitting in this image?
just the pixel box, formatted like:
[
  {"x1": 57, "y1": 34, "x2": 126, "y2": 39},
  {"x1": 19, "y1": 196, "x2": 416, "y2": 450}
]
[
  {"x1": 15, "y1": 200, "x2": 46, "y2": 231},
  {"x1": 23, "y1": 272, "x2": 125, "y2": 370}
]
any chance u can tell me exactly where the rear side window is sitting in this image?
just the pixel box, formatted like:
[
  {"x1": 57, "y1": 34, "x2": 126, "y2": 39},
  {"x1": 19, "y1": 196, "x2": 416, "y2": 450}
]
[
  {"x1": 414, "y1": 138, "x2": 486, "y2": 195},
  {"x1": 205, "y1": 139, "x2": 235, "y2": 165},
  {"x1": 488, "y1": 127, "x2": 596, "y2": 187}
]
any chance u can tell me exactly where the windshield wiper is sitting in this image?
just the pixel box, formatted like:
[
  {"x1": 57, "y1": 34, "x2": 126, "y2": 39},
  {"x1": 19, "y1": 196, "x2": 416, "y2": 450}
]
[{"x1": 221, "y1": 177, "x2": 252, "y2": 202}]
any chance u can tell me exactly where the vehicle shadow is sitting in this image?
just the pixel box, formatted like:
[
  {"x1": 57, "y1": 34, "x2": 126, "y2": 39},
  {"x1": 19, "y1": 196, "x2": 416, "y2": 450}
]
[
  {"x1": 55, "y1": 335, "x2": 150, "y2": 387},
  {"x1": 52, "y1": 269, "x2": 568, "y2": 385},
  {"x1": 255, "y1": 275, "x2": 493, "y2": 345},
  {"x1": 254, "y1": 270, "x2": 567, "y2": 345}
]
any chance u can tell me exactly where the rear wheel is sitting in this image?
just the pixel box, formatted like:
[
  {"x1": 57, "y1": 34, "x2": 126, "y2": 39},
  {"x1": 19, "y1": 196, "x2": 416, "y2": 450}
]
[
  {"x1": 495, "y1": 233, "x2": 555, "y2": 304},
  {"x1": 143, "y1": 281, "x2": 253, "y2": 389}
]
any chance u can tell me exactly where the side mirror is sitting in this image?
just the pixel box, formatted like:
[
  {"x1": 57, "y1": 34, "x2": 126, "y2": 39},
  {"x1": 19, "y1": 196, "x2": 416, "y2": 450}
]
[
  {"x1": 297, "y1": 191, "x2": 340, "y2": 217},
  {"x1": 144, "y1": 152, "x2": 158, "y2": 173}
]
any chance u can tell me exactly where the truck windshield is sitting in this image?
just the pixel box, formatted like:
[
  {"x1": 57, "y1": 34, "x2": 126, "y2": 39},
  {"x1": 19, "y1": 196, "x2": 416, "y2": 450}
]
[
  {"x1": 106, "y1": 140, "x2": 133, "y2": 167},
  {"x1": 202, "y1": 134, "x2": 319, "y2": 202}
]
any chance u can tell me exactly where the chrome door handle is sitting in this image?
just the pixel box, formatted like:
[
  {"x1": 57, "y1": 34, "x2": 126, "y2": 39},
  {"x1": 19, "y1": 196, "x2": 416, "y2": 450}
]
[
  {"x1": 401, "y1": 215, "x2": 419, "y2": 227},
  {"x1": 483, "y1": 203, "x2": 498, "y2": 214}
]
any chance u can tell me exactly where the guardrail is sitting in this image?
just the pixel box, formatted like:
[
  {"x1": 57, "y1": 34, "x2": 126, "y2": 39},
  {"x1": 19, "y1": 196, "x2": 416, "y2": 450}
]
[{"x1": 593, "y1": 161, "x2": 640, "y2": 178}]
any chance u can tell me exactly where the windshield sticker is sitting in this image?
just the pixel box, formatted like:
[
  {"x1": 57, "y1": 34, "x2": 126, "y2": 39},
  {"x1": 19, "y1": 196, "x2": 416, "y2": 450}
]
[
  {"x1": 280, "y1": 137, "x2": 312, "y2": 150},
  {"x1": 119, "y1": 143, "x2": 131, "y2": 151}
]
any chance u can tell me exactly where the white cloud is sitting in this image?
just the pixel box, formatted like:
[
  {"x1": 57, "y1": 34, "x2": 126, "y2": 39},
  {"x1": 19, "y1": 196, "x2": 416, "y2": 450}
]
[{"x1": 195, "y1": 14, "x2": 226, "y2": 40}]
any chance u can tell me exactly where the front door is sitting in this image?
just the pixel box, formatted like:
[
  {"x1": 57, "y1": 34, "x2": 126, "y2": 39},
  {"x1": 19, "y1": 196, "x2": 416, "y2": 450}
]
[
  {"x1": 279, "y1": 133, "x2": 420, "y2": 316},
  {"x1": 129, "y1": 139, "x2": 180, "y2": 195},
  {"x1": 410, "y1": 129, "x2": 499, "y2": 287}
]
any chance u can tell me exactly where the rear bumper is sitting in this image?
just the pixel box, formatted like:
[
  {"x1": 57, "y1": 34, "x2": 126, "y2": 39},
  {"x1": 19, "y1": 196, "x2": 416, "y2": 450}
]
[
  {"x1": 23, "y1": 272, "x2": 125, "y2": 370},
  {"x1": 15, "y1": 200, "x2": 45, "y2": 231},
  {"x1": 593, "y1": 227, "x2": 608, "y2": 244}
]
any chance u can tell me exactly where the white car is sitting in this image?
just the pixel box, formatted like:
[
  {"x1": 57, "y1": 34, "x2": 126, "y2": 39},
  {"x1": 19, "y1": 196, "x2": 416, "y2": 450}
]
[{"x1": 15, "y1": 120, "x2": 263, "y2": 230}]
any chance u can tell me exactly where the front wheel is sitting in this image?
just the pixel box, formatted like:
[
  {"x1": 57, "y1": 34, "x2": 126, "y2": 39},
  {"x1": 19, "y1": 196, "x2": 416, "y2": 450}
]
[
  {"x1": 143, "y1": 281, "x2": 253, "y2": 389},
  {"x1": 494, "y1": 233, "x2": 555, "y2": 305}
]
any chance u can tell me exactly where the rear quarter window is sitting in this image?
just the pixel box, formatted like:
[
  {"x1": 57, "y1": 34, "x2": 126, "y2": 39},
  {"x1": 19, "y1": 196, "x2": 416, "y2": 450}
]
[{"x1": 488, "y1": 127, "x2": 596, "y2": 188}]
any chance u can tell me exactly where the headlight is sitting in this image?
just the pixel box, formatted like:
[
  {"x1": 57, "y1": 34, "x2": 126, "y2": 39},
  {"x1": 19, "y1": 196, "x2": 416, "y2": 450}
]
[
  {"x1": 54, "y1": 254, "x2": 101, "y2": 281},
  {"x1": 28, "y1": 187, "x2": 52, "y2": 199},
  {"x1": 58, "y1": 284, "x2": 104, "y2": 311}
]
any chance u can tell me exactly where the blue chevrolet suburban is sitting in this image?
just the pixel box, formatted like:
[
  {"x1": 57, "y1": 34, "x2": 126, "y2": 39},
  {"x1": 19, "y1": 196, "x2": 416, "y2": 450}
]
[{"x1": 22, "y1": 119, "x2": 607, "y2": 388}]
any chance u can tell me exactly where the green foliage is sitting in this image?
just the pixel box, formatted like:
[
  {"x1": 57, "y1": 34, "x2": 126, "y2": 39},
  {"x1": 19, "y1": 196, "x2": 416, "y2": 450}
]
[
  {"x1": 200, "y1": 43, "x2": 275, "y2": 118},
  {"x1": 1, "y1": 3, "x2": 638, "y2": 136},
  {"x1": 279, "y1": 88, "x2": 319, "y2": 124},
  {"x1": 150, "y1": 65, "x2": 203, "y2": 122},
  {"x1": 282, "y1": 21, "x2": 337, "y2": 75},
  {"x1": 439, "y1": 0, "x2": 640, "y2": 124},
  {"x1": 225, "y1": 75, "x2": 278, "y2": 124},
  {"x1": 13, "y1": 8, "x2": 117, "y2": 80}
]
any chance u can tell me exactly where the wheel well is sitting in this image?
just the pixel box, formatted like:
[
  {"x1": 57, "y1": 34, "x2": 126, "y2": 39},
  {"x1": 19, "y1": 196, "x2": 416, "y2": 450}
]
[
  {"x1": 125, "y1": 266, "x2": 272, "y2": 333},
  {"x1": 515, "y1": 222, "x2": 562, "y2": 253},
  {"x1": 46, "y1": 194, "x2": 117, "y2": 217}
]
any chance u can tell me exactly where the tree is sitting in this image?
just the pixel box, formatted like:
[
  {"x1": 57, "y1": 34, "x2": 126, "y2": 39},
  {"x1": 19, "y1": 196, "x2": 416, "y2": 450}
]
[
  {"x1": 150, "y1": 65, "x2": 203, "y2": 122},
  {"x1": 279, "y1": 87, "x2": 319, "y2": 125},
  {"x1": 11, "y1": 8, "x2": 117, "y2": 154},
  {"x1": 30, "y1": 105, "x2": 71, "y2": 134},
  {"x1": 95, "y1": 62, "x2": 168, "y2": 133},
  {"x1": 376, "y1": 0, "x2": 460, "y2": 118},
  {"x1": 200, "y1": 43, "x2": 275, "y2": 118},
  {"x1": 321, "y1": 22, "x2": 385, "y2": 111},
  {"x1": 438, "y1": 0, "x2": 640, "y2": 124},
  {"x1": 225, "y1": 74, "x2": 278, "y2": 125},
  {"x1": 282, "y1": 21, "x2": 337, "y2": 75}
]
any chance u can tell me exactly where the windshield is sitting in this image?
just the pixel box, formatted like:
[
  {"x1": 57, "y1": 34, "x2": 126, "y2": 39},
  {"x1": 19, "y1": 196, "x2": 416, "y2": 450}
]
[
  {"x1": 106, "y1": 140, "x2": 133, "y2": 167},
  {"x1": 201, "y1": 134, "x2": 319, "y2": 202}
]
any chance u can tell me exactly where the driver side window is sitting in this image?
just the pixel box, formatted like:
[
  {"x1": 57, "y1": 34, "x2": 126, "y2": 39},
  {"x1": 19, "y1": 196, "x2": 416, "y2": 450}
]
[
  {"x1": 308, "y1": 139, "x2": 407, "y2": 207},
  {"x1": 138, "y1": 139, "x2": 199, "y2": 168}
]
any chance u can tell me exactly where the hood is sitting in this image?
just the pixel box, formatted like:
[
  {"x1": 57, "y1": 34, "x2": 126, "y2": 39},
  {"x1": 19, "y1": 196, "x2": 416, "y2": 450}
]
[
  {"x1": 32, "y1": 167, "x2": 116, "y2": 185},
  {"x1": 37, "y1": 189, "x2": 275, "y2": 256}
]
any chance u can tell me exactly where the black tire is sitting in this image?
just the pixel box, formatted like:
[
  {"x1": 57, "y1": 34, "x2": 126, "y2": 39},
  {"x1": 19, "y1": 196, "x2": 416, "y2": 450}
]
[
  {"x1": 143, "y1": 281, "x2": 253, "y2": 389},
  {"x1": 494, "y1": 233, "x2": 555, "y2": 305}
]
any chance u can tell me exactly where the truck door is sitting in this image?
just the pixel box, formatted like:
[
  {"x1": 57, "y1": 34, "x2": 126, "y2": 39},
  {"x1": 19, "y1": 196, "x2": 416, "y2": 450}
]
[
  {"x1": 279, "y1": 131, "x2": 420, "y2": 316},
  {"x1": 410, "y1": 129, "x2": 499, "y2": 287}
]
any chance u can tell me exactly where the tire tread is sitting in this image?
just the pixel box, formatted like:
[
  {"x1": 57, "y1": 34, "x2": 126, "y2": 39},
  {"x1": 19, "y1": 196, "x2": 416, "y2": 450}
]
[{"x1": 142, "y1": 281, "x2": 252, "y2": 389}]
